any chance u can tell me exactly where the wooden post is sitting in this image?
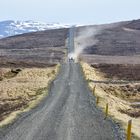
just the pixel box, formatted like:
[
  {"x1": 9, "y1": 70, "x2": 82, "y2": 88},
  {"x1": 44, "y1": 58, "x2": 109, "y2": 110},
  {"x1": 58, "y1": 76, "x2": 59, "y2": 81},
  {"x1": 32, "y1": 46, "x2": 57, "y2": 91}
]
[
  {"x1": 105, "y1": 103, "x2": 108, "y2": 119},
  {"x1": 126, "y1": 120, "x2": 132, "y2": 140},
  {"x1": 96, "y1": 96, "x2": 99, "y2": 105}
]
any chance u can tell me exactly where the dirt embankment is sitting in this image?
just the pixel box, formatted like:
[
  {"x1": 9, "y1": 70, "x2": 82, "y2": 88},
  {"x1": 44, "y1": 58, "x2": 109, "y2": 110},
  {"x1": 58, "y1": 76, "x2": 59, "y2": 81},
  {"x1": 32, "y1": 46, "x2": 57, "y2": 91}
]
[
  {"x1": 81, "y1": 62, "x2": 140, "y2": 140},
  {"x1": 0, "y1": 66, "x2": 58, "y2": 126}
]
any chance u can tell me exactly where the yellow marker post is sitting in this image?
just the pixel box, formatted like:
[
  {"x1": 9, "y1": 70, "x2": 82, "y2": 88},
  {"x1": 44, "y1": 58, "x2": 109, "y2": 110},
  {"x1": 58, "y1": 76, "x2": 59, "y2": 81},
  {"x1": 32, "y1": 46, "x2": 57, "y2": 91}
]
[
  {"x1": 96, "y1": 96, "x2": 99, "y2": 105},
  {"x1": 105, "y1": 103, "x2": 108, "y2": 119},
  {"x1": 93, "y1": 85, "x2": 96, "y2": 95},
  {"x1": 127, "y1": 120, "x2": 132, "y2": 140}
]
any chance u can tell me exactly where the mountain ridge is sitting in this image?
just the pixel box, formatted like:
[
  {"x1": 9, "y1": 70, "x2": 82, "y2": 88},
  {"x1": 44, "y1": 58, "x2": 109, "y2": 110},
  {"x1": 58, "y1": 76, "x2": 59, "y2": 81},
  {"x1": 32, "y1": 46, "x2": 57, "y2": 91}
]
[{"x1": 0, "y1": 20, "x2": 70, "y2": 38}]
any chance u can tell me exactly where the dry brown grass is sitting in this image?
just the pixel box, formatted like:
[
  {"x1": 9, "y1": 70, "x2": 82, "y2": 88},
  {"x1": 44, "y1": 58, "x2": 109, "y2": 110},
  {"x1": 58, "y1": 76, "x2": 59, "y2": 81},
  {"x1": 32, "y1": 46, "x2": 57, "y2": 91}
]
[
  {"x1": 0, "y1": 65, "x2": 59, "y2": 126},
  {"x1": 81, "y1": 62, "x2": 140, "y2": 140}
]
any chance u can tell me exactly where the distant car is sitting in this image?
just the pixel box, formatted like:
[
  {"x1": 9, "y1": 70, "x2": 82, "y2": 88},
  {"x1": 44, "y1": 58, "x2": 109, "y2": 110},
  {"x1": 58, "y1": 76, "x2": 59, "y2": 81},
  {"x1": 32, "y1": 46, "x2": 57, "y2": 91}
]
[{"x1": 69, "y1": 57, "x2": 74, "y2": 62}]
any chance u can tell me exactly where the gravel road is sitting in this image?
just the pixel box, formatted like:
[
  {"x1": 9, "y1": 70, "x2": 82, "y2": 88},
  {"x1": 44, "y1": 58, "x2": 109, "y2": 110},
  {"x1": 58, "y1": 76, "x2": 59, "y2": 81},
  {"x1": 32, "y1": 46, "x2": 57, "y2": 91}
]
[
  {"x1": 0, "y1": 62, "x2": 122, "y2": 140},
  {"x1": 0, "y1": 27, "x2": 123, "y2": 140}
]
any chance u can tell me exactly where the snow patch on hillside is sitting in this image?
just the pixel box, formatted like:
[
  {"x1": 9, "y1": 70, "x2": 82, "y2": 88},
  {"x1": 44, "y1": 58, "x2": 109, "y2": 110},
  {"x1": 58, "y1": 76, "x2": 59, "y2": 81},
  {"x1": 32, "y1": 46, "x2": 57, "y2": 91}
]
[{"x1": 0, "y1": 20, "x2": 70, "y2": 38}]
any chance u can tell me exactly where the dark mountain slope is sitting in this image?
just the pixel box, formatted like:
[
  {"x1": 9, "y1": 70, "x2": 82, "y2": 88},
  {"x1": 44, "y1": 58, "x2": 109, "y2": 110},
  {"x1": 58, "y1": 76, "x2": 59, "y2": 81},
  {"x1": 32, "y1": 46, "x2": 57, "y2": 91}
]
[
  {"x1": 77, "y1": 19, "x2": 140, "y2": 56},
  {"x1": 77, "y1": 20, "x2": 140, "y2": 64},
  {"x1": 125, "y1": 19, "x2": 140, "y2": 30},
  {"x1": 0, "y1": 28, "x2": 69, "y2": 67}
]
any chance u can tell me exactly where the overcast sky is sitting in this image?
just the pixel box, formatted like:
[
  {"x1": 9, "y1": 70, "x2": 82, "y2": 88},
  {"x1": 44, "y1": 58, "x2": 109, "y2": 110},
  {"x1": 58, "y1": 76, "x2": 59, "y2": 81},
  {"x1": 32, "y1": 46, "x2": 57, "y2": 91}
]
[{"x1": 0, "y1": 0, "x2": 140, "y2": 24}]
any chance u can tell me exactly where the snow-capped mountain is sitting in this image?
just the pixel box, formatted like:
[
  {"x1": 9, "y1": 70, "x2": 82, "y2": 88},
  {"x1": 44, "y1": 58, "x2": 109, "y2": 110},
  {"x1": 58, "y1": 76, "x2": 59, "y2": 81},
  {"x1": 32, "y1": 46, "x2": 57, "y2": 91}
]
[{"x1": 0, "y1": 20, "x2": 70, "y2": 38}]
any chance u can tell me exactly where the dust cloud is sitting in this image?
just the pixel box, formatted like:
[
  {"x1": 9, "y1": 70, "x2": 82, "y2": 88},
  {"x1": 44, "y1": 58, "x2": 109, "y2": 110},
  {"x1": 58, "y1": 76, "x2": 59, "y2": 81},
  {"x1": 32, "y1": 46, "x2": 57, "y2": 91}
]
[{"x1": 68, "y1": 27, "x2": 101, "y2": 61}]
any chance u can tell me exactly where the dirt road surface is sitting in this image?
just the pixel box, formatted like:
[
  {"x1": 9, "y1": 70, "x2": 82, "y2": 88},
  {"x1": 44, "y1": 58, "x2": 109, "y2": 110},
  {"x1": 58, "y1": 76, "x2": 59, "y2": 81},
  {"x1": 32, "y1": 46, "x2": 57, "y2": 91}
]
[{"x1": 0, "y1": 62, "x2": 122, "y2": 140}]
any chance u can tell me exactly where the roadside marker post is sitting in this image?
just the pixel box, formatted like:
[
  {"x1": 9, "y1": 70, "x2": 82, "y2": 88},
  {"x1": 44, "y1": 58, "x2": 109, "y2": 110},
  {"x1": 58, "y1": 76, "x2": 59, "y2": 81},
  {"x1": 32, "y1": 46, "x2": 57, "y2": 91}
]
[
  {"x1": 93, "y1": 85, "x2": 96, "y2": 95},
  {"x1": 105, "y1": 103, "x2": 109, "y2": 119},
  {"x1": 96, "y1": 96, "x2": 99, "y2": 105},
  {"x1": 126, "y1": 120, "x2": 132, "y2": 140}
]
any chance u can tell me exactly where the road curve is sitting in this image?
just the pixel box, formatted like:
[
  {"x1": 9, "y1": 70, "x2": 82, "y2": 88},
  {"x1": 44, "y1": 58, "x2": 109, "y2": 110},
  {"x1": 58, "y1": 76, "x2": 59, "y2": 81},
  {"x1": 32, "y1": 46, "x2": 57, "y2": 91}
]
[{"x1": 0, "y1": 62, "x2": 122, "y2": 140}]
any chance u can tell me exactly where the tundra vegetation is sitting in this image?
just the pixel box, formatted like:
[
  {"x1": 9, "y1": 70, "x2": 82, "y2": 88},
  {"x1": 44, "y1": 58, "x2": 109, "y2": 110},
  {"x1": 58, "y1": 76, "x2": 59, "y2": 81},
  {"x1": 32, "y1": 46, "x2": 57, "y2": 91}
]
[
  {"x1": 0, "y1": 65, "x2": 59, "y2": 126},
  {"x1": 81, "y1": 62, "x2": 140, "y2": 140}
]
